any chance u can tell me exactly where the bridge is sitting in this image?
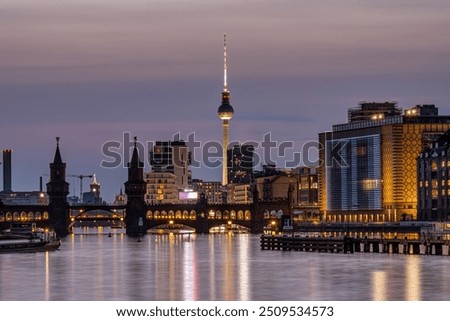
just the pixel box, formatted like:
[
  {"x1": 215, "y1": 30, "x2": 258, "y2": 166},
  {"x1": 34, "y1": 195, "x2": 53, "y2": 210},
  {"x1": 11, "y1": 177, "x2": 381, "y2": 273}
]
[
  {"x1": 0, "y1": 138, "x2": 292, "y2": 237},
  {"x1": 0, "y1": 200, "x2": 290, "y2": 235}
]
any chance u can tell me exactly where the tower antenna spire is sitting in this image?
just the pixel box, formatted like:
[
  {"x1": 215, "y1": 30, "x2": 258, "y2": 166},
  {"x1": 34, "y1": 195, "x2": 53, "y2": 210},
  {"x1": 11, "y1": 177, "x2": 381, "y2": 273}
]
[
  {"x1": 223, "y1": 33, "x2": 228, "y2": 92},
  {"x1": 218, "y1": 33, "x2": 234, "y2": 187}
]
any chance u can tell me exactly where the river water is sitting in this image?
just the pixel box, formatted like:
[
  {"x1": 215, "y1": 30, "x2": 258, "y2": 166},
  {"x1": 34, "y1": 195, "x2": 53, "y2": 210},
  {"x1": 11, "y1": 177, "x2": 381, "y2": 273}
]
[{"x1": 1, "y1": 227, "x2": 450, "y2": 301}]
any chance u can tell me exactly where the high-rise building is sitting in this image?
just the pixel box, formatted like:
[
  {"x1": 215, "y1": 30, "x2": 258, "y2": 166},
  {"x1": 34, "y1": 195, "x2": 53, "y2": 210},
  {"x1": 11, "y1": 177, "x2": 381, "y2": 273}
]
[
  {"x1": 417, "y1": 130, "x2": 450, "y2": 221},
  {"x1": 218, "y1": 34, "x2": 234, "y2": 186},
  {"x1": 2, "y1": 149, "x2": 12, "y2": 192},
  {"x1": 149, "y1": 140, "x2": 191, "y2": 190},
  {"x1": 228, "y1": 144, "x2": 254, "y2": 184},
  {"x1": 319, "y1": 103, "x2": 450, "y2": 223}
]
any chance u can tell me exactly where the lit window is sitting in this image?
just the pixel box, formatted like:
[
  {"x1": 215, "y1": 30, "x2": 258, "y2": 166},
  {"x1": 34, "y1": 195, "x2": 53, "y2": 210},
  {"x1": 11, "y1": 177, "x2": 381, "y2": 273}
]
[
  {"x1": 432, "y1": 180, "x2": 438, "y2": 188},
  {"x1": 432, "y1": 190, "x2": 438, "y2": 199},
  {"x1": 432, "y1": 162, "x2": 438, "y2": 171}
]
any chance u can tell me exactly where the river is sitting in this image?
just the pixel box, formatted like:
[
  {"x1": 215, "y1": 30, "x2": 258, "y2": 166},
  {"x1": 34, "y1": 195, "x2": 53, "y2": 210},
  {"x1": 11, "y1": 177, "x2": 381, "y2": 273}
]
[{"x1": 1, "y1": 227, "x2": 450, "y2": 301}]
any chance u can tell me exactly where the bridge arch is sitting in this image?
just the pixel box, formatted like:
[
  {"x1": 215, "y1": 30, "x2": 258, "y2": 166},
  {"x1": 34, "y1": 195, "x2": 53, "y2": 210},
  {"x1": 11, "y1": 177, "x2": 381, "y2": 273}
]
[
  {"x1": 148, "y1": 223, "x2": 195, "y2": 234},
  {"x1": 68, "y1": 208, "x2": 124, "y2": 229}
]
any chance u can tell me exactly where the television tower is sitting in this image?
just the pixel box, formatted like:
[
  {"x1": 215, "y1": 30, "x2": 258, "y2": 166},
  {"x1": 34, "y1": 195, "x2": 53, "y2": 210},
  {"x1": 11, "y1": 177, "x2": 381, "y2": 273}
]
[{"x1": 217, "y1": 34, "x2": 234, "y2": 186}]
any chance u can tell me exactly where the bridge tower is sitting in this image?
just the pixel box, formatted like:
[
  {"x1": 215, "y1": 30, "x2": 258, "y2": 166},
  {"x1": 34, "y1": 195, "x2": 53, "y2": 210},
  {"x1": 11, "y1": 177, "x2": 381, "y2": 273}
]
[
  {"x1": 124, "y1": 137, "x2": 147, "y2": 237},
  {"x1": 46, "y1": 137, "x2": 70, "y2": 237}
]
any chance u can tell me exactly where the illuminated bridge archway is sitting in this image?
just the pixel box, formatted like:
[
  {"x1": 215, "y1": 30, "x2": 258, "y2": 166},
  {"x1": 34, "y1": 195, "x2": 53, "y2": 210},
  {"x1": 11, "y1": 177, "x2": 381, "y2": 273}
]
[{"x1": 68, "y1": 205, "x2": 126, "y2": 229}]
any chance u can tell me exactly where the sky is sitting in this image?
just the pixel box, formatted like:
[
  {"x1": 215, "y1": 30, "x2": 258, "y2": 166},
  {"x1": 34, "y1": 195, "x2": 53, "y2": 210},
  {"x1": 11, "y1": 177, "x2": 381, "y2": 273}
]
[{"x1": 1, "y1": 0, "x2": 450, "y2": 202}]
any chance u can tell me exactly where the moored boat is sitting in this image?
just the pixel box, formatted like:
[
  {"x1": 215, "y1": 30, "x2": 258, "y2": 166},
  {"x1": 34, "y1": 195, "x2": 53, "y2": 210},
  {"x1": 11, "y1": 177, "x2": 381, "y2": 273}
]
[{"x1": 0, "y1": 223, "x2": 61, "y2": 253}]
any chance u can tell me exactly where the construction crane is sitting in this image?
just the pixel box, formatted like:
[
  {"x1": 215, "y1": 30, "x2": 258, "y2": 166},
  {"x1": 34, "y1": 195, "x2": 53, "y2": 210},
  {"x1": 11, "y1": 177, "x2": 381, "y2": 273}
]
[{"x1": 68, "y1": 174, "x2": 94, "y2": 203}]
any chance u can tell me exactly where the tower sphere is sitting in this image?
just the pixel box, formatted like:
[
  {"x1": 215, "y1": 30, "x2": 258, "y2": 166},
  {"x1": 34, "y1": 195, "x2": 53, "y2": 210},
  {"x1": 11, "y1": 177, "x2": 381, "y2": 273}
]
[{"x1": 218, "y1": 101, "x2": 234, "y2": 120}]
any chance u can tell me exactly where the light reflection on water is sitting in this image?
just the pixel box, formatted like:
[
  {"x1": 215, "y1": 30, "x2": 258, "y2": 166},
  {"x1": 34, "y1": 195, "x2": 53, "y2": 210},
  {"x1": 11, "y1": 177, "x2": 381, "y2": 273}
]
[{"x1": 1, "y1": 227, "x2": 450, "y2": 301}]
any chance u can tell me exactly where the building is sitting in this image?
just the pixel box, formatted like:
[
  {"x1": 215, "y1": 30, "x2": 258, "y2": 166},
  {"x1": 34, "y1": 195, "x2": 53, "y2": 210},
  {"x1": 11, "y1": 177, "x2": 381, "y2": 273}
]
[
  {"x1": 192, "y1": 179, "x2": 223, "y2": 204},
  {"x1": 254, "y1": 169, "x2": 298, "y2": 204},
  {"x1": 227, "y1": 183, "x2": 252, "y2": 204},
  {"x1": 2, "y1": 149, "x2": 12, "y2": 192},
  {"x1": 149, "y1": 139, "x2": 191, "y2": 190},
  {"x1": 0, "y1": 161, "x2": 48, "y2": 205},
  {"x1": 0, "y1": 191, "x2": 48, "y2": 205},
  {"x1": 417, "y1": 130, "x2": 450, "y2": 221},
  {"x1": 319, "y1": 102, "x2": 450, "y2": 223},
  {"x1": 113, "y1": 188, "x2": 126, "y2": 205},
  {"x1": 82, "y1": 174, "x2": 102, "y2": 204},
  {"x1": 145, "y1": 172, "x2": 179, "y2": 204},
  {"x1": 218, "y1": 34, "x2": 234, "y2": 186},
  {"x1": 347, "y1": 101, "x2": 402, "y2": 122},
  {"x1": 228, "y1": 144, "x2": 254, "y2": 184},
  {"x1": 294, "y1": 166, "x2": 320, "y2": 221}
]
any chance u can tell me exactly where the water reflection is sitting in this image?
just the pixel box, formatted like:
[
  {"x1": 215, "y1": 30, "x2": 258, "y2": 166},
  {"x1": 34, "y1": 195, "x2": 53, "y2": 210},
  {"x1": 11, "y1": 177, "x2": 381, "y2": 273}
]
[
  {"x1": 45, "y1": 251, "x2": 50, "y2": 300},
  {"x1": 406, "y1": 257, "x2": 421, "y2": 301},
  {"x1": 238, "y1": 235, "x2": 250, "y2": 301},
  {"x1": 372, "y1": 271, "x2": 386, "y2": 301},
  {"x1": 182, "y1": 236, "x2": 197, "y2": 300},
  {"x1": 0, "y1": 228, "x2": 450, "y2": 300}
]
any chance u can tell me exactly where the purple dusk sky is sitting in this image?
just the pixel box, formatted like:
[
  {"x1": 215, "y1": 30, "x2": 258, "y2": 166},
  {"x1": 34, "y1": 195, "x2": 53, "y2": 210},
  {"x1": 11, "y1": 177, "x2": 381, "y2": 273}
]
[{"x1": 1, "y1": 0, "x2": 450, "y2": 201}]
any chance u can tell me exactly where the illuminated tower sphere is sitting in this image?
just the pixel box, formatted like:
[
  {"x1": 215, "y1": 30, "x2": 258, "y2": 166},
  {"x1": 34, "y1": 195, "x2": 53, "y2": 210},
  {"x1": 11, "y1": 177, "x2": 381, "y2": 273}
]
[{"x1": 218, "y1": 34, "x2": 234, "y2": 186}]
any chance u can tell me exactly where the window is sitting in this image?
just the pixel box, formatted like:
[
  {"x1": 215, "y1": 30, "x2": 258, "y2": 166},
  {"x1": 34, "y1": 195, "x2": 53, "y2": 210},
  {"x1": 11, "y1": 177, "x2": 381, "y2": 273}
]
[
  {"x1": 432, "y1": 161, "x2": 438, "y2": 171},
  {"x1": 432, "y1": 180, "x2": 438, "y2": 188},
  {"x1": 432, "y1": 189, "x2": 438, "y2": 199}
]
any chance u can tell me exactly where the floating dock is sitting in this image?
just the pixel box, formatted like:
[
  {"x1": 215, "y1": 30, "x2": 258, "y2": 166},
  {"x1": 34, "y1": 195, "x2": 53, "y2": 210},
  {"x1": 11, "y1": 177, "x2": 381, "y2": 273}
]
[{"x1": 260, "y1": 235, "x2": 450, "y2": 256}]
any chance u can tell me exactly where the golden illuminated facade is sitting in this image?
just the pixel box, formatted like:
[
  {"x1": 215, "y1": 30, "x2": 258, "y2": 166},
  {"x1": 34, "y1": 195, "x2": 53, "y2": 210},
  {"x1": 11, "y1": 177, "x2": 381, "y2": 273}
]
[{"x1": 319, "y1": 103, "x2": 450, "y2": 222}]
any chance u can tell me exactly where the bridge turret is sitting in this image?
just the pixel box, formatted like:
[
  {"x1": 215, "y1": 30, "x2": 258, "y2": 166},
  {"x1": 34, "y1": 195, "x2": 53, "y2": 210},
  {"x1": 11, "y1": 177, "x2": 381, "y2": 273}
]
[
  {"x1": 124, "y1": 137, "x2": 147, "y2": 237},
  {"x1": 46, "y1": 137, "x2": 70, "y2": 237}
]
